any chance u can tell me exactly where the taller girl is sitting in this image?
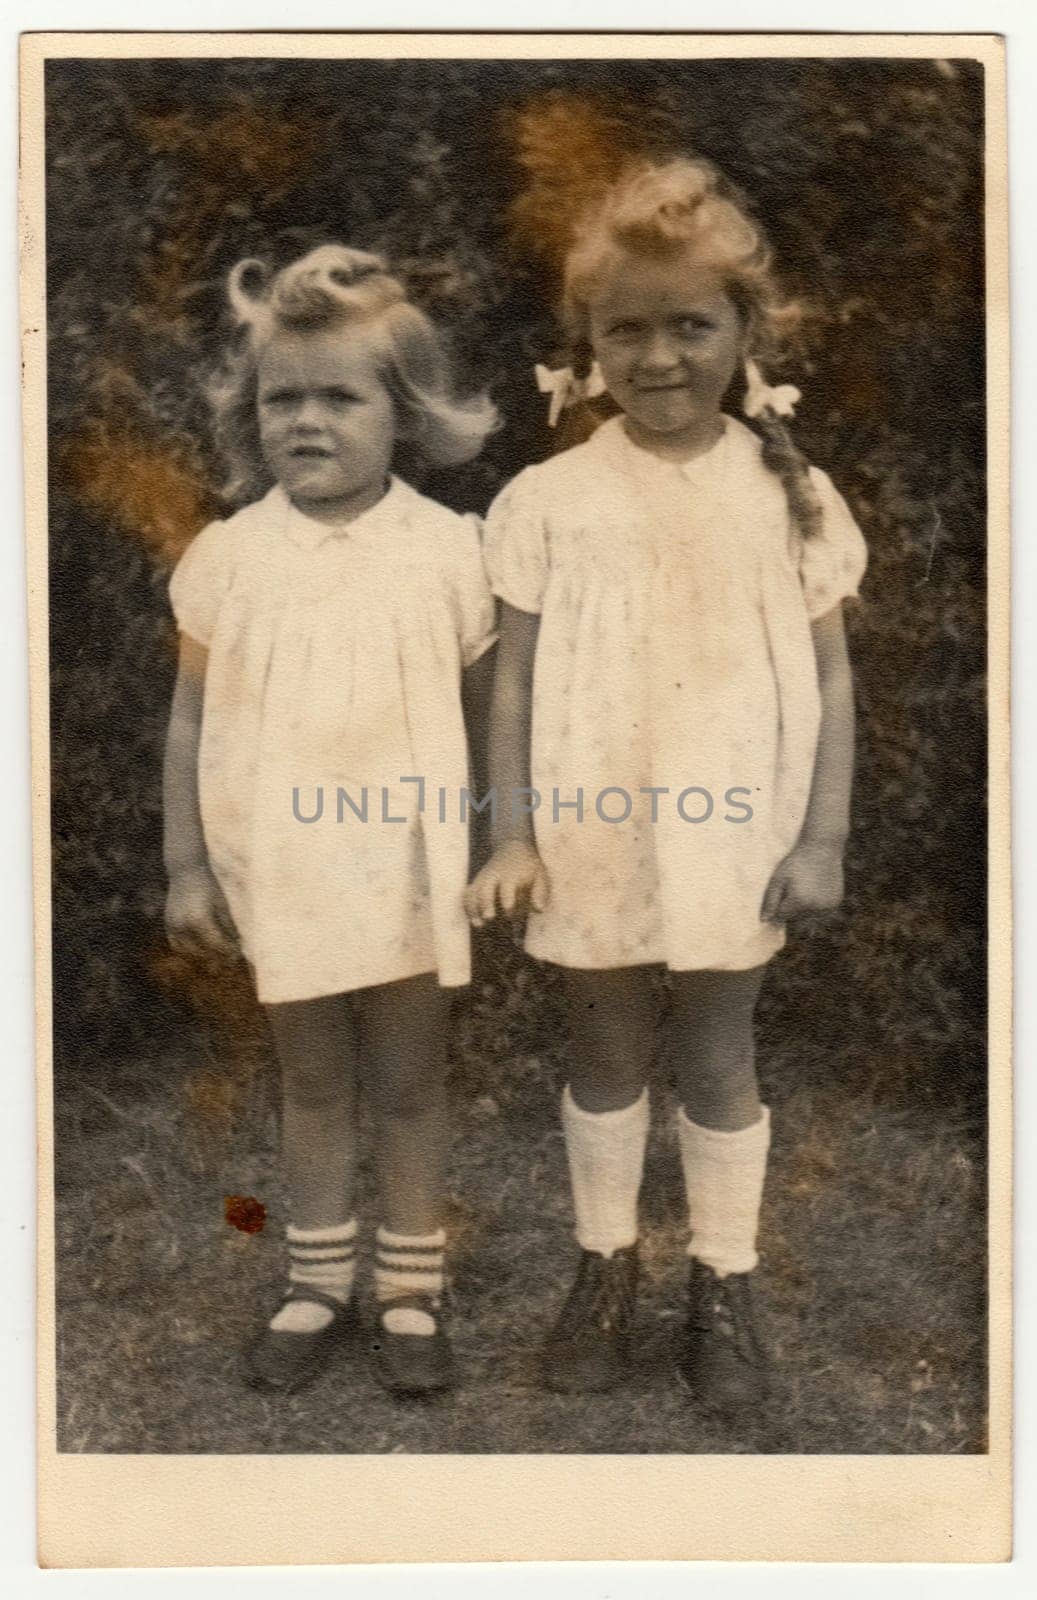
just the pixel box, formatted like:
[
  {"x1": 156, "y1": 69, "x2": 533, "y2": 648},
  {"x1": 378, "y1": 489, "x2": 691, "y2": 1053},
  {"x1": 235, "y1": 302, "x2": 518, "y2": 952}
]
[{"x1": 466, "y1": 157, "x2": 867, "y2": 1416}]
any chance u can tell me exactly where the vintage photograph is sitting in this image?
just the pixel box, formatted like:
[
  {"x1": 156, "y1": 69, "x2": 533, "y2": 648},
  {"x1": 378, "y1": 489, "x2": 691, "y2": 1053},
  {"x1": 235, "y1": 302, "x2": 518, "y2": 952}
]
[{"x1": 34, "y1": 37, "x2": 999, "y2": 1483}]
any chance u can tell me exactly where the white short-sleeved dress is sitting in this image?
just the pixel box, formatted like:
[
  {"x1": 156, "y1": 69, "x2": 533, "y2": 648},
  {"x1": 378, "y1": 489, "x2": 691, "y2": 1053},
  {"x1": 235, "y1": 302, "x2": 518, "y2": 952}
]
[
  {"x1": 483, "y1": 414, "x2": 867, "y2": 973},
  {"x1": 170, "y1": 477, "x2": 497, "y2": 1004}
]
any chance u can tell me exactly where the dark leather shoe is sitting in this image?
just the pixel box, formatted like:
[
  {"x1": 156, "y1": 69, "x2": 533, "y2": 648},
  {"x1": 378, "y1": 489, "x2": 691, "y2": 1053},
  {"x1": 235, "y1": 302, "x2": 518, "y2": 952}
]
[
  {"x1": 541, "y1": 1244, "x2": 639, "y2": 1393},
  {"x1": 242, "y1": 1289, "x2": 354, "y2": 1394},
  {"x1": 371, "y1": 1296, "x2": 455, "y2": 1397},
  {"x1": 677, "y1": 1260, "x2": 770, "y2": 1416}
]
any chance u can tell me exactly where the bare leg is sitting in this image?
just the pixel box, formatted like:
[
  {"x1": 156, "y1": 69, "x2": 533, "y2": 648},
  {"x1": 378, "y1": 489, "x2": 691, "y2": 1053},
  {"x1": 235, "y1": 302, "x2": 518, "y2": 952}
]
[
  {"x1": 353, "y1": 972, "x2": 452, "y2": 1237},
  {"x1": 265, "y1": 993, "x2": 360, "y2": 1229},
  {"x1": 667, "y1": 966, "x2": 767, "y2": 1131},
  {"x1": 561, "y1": 966, "x2": 658, "y2": 1113}
]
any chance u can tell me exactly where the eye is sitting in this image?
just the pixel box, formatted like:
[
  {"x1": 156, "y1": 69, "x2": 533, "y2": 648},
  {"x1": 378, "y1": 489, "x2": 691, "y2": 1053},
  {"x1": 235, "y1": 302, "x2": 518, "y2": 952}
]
[
  {"x1": 604, "y1": 320, "x2": 643, "y2": 340},
  {"x1": 321, "y1": 387, "x2": 359, "y2": 407},
  {"x1": 260, "y1": 387, "x2": 297, "y2": 408},
  {"x1": 675, "y1": 315, "x2": 714, "y2": 338}
]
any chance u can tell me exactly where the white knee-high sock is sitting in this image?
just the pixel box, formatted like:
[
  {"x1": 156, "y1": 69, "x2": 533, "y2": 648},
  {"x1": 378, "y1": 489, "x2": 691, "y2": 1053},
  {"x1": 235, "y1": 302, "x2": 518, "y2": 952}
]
[
  {"x1": 677, "y1": 1106, "x2": 771, "y2": 1277},
  {"x1": 562, "y1": 1085, "x2": 649, "y2": 1257}
]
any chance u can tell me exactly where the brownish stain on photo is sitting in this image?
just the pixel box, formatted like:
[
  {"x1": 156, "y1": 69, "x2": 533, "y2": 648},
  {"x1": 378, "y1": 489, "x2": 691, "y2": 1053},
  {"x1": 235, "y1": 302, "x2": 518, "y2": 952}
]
[{"x1": 225, "y1": 1195, "x2": 268, "y2": 1235}]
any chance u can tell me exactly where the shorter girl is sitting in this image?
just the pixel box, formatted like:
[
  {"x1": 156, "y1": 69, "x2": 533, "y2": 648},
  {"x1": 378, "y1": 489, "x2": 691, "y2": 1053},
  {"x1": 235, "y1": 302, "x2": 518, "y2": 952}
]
[
  {"x1": 467, "y1": 157, "x2": 867, "y2": 1418},
  {"x1": 164, "y1": 245, "x2": 497, "y2": 1396}
]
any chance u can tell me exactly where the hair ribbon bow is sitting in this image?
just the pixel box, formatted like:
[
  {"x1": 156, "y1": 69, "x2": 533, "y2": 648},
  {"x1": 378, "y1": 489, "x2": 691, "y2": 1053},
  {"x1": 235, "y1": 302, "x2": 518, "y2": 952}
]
[
  {"x1": 743, "y1": 357, "x2": 801, "y2": 420},
  {"x1": 534, "y1": 361, "x2": 607, "y2": 427}
]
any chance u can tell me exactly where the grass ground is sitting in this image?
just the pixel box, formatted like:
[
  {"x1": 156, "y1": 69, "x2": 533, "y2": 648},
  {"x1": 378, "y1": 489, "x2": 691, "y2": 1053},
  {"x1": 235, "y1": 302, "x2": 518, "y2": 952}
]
[{"x1": 53, "y1": 947, "x2": 986, "y2": 1456}]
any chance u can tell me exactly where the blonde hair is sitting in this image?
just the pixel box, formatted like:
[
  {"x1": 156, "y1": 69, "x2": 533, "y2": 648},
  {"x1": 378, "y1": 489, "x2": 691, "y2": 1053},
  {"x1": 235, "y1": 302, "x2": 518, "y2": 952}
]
[
  {"x1": 209, "y1": 244, "x2": 497, "y2": 503},
  {"x1": 563, "y1": 157, "x2": 797, "y2": 358},
  {"x1": 561, "y1": 158, "x2": 823, "y2": 541}
]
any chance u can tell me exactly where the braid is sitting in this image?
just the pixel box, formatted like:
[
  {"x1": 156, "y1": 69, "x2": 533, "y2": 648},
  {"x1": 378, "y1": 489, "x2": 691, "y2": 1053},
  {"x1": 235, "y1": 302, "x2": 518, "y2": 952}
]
[{"x1": 752, "y1": 409, "x2": 824, "y2": 549}]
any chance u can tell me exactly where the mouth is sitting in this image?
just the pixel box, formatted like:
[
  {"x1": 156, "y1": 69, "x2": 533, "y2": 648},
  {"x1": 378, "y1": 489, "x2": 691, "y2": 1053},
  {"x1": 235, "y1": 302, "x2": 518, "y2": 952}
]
[
  {"x1": 636, "y1": 383, "x2": 690, "y2": 394},
  {"x1": 289, "y1": 445, "x2": 334, "y2": 459}
]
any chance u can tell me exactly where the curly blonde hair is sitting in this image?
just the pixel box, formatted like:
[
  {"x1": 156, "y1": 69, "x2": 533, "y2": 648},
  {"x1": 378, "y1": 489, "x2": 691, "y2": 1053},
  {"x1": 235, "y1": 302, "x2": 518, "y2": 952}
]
[
  {"x1": 561, "y1": 158, "x2": 822, "y2": 542},
  {"x1": 563, "y1": 156, "x2": 799, "y2": 362},
  {"x1": 208, "y1": 244, "x2": 497, "y2": 503}
]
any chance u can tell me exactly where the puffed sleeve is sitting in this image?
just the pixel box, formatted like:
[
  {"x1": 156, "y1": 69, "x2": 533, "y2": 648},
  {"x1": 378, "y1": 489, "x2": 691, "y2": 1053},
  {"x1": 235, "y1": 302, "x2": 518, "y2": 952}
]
[
  {"x1": 168, "y1": 518, "x2": 238, "y2": 647},
  {"x1": 482, "y1": 469, "x2": 549, "y2": 615},
  {"x1": 454, "y1": 515, "x2": 499, "y2": 667},
  {"x1": 799, "y1": 467, "x2": 868, "y2": 621}
]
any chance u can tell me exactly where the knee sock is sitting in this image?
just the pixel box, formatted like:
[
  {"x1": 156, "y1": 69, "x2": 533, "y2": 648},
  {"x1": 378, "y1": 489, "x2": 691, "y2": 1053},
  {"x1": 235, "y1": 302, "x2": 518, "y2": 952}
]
[
  {"x1": 270, "y1": 1217, "x2": 358, "y2": 1333},
  {"x1": 561, "y1": 1085, "x2": 650, "y2": 1257},
  {"x1": 676, "y1": 1105, "x2": 771, "y2": 1277},
  {"x1": 375, "y1": 1226, "x2": 447, "y2": 1336}
]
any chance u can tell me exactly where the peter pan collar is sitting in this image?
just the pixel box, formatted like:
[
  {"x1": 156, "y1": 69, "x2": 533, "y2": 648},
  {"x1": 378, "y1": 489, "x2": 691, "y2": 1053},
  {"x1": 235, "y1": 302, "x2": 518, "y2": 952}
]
[
  {"x1": 277, "y1": 477, "x2": 405, "y2": 550},
  {"x1": 594, "y1": 412, "x2": 735, "y2": 481}
]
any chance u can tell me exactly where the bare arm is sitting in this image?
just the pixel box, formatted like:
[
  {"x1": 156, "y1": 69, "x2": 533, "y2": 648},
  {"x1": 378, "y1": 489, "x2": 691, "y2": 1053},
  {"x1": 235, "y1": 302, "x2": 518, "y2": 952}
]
[
  {"x1": 163, "y1": 634, "x2": 209, "y2": 878},
  {"x1": 463, "y1": 602, "x2": 548, "y2": 924},
  {"x1": 488, "y1": 603, "x2": 540, "y2": 849},
  {"x1": 461, "y1": 641, "x2": 497, "y2": 873},
  {"x1": 761, "y1": 603, "x2": 855, "y2": 921},
  {"x1": 163, "y1": 633, "x2": 235, "y2": 951},
  {"x1": 800, "y1": 603, "x2": 855, "y2": 850}
]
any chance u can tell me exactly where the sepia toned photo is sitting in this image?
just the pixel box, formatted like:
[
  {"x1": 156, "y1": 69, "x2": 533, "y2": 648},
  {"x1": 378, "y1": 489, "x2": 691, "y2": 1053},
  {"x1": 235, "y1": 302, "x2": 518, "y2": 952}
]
[{"x1": 23, "y1": 30, "x2": 1010, "y2": 1566}]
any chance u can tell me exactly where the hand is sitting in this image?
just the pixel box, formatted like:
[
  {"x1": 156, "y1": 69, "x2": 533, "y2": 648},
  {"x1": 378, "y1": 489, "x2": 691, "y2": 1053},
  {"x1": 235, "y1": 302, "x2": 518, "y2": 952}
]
[
  {"x1": 463, "y1": 838, "x2": 550, "y2": 928},
  {"x1": 761, "y1": 841, "x2": 845, "y2": 923},
  {"x1": 165, "y1": 863, "x2": 238, "y2": 956}
]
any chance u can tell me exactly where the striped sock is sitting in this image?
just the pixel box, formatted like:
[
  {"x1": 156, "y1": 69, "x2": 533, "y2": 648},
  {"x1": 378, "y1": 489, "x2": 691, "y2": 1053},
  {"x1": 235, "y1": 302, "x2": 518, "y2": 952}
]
[
  {"x1": 269, "y1": 1218, "x2": 359, "y2": 1334},
  {"x1": 374, "y1": 1226, "x2": 446, "y2": 1337}
]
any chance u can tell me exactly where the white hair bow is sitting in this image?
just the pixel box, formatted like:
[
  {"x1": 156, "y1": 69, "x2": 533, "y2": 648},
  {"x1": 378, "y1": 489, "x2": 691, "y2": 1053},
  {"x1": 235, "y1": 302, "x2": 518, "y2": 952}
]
[
  {"x1": 534, "y1": 361, "x2": 607, "y2": 427},
  {"x1": 742, "y1": 357, "x2": 801, "y2": 420}
]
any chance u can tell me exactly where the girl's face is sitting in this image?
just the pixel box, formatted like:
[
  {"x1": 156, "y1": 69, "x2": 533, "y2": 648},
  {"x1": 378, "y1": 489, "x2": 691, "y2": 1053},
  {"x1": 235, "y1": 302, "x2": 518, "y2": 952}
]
[
  {"x1": 588, "y1": 254, "x2": 744, "y2": 454},
  {"x1": 257, "y1": 326, "x2": 396, "y2": 520}
]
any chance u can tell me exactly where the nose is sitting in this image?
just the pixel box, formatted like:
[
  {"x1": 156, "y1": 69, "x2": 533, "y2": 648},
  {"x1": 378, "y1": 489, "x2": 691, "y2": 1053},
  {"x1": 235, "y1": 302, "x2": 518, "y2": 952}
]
[
  {"x1": 639, "y1": 330, "x2": 681, "y2": 375},
  {"x1": 292, "y1": 395, "x2": 325, "y2": 432}
]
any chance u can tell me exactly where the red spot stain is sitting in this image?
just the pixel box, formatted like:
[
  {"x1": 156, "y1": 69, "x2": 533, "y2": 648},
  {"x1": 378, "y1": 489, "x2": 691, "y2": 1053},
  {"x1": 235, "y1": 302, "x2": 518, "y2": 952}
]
[{"x1": 225, "y1": 1195, "x2": 267, "y2": 1234}]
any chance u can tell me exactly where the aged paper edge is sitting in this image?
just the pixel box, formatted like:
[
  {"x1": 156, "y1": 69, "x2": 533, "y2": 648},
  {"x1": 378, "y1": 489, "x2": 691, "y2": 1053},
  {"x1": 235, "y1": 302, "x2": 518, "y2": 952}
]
[{"x1": 22, "y1": 29, "x2": 1011, "y2": 1568}]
